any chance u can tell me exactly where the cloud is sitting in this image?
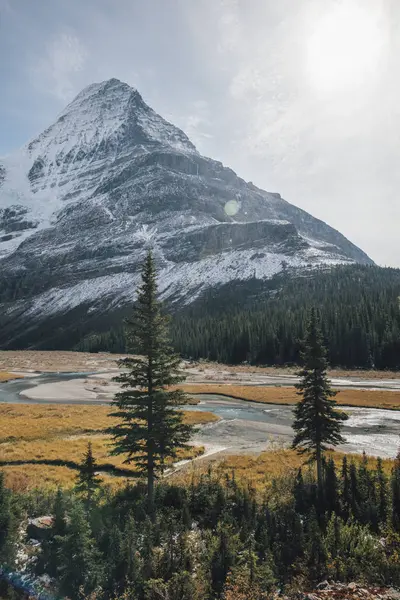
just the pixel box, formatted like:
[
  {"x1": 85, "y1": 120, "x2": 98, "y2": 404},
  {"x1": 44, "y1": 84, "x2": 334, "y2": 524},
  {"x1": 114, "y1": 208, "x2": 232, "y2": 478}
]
[
  {"x1": 215, "y1": 0, "x2": 242, "y2": 54},
  {"x1": 30, "y1": 32, "x2": 87, "y2": 102}
]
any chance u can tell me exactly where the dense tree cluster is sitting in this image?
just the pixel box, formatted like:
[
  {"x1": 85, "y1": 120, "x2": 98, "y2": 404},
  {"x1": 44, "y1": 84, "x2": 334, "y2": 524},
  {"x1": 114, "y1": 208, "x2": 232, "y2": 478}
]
[
  {"x1": 3, "y1": 264, "x2": 400, "y2": 371},
  {"x1": 74, "y1": 264, "x2": 400, "y2": 370},
  {"x1": 171, "y1": 265, "x2": 400, "y2": 369},
  {"x1": 2, "y1": 455, "x2": 400, "y2": 599}
]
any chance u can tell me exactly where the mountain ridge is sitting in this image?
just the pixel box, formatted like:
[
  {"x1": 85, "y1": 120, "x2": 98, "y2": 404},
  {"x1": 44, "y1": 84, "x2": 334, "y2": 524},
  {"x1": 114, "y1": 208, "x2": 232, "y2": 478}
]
[{"x1": 0, "y1": 78, "x2": 373, "y2": 347}]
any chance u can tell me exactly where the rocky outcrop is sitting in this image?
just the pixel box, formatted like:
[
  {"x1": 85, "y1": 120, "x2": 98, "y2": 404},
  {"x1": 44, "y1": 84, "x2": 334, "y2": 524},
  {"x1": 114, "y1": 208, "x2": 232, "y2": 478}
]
[{"x1": 284, "y1": 582, "x2": 400, "y2": 600}]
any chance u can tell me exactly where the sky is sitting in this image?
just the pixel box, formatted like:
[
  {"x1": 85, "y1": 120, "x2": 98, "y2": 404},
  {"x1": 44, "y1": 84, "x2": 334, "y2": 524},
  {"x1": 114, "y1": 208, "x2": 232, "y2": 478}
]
[{"x1": 0, "y1": 0, "x2": 399, "y2": 267}]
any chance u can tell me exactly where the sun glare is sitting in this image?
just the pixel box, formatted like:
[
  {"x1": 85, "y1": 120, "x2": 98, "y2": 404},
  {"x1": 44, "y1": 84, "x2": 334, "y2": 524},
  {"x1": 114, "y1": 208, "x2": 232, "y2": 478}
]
[{"x1": 306, "y1": 3, "x2": 385, "y2": 93}]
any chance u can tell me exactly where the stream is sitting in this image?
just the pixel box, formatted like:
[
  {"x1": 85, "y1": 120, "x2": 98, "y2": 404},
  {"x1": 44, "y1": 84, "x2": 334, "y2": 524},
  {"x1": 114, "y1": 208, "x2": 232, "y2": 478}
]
[{"x1": 0, "y1": 374, "x2": 400, "y2": 458}]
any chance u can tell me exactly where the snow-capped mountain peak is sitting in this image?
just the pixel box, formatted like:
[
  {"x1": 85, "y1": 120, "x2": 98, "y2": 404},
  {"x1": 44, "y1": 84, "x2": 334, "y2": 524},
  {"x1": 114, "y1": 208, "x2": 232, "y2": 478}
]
[{"x1": 0, "y1": 78, "x2": 373, "y2": 347}]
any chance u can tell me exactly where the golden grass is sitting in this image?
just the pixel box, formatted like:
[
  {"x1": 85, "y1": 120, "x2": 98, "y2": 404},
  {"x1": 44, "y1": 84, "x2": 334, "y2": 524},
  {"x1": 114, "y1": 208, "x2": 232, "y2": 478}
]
[
  {"x1": 4, "y1": 446, "x2": 393, "y2": 495},
  {"x1": 0, "y1": 434, "x2": 204, "y2": 492},
  {"x1": 0, "y1": 403, "x2": 216, "y2": 491},
  {"x1": 0, "y1": 435, "x2": 203, "y2": 468},
  {"x1": 181, "y1": 384, "x2": 400, "y2": 410},
  {"x1": 0, "y1": 404, "x2": 218, "y2": 442},
  {"x1": 0, "y1": 372, "x2": 23, "y2": 382},
  {"x1": 3, "y1": 464, "x2": 83, "y2": 492},
  {"x1": 2, "y1": 464, "x2": 122, "y2": 492},
  {"x1": 172, "y1": 448, "x2": 395, "y2": 495}
]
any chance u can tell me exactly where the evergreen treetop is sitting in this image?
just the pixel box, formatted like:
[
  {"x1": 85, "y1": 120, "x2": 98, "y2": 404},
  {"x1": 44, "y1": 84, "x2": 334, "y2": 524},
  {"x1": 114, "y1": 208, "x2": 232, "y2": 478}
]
[
  {"x1": 292, "y1": 308, "x2": 348, "y2": 488},
  {"x1": 75, "y1": 442, "x2": 101, "y2": 505}
]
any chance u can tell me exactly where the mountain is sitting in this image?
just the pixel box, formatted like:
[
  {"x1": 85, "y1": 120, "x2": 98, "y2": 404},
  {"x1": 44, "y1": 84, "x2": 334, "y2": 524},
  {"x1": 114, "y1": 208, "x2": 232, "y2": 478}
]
[{"x1": 0, "y1": 78, "x2": 373, "y2": 348}]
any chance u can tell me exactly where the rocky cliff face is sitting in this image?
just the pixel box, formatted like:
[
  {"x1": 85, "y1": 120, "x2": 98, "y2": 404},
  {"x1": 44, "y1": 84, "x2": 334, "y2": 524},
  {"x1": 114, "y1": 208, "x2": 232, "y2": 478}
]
[{"x1": 0, "y1": 78, "x2": 372, "y2": 346}]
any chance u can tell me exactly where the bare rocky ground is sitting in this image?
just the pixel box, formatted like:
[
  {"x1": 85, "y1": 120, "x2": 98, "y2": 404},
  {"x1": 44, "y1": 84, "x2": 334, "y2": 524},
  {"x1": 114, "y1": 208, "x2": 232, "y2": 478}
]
[
  {"x1": 0, "y1": 350, "x2": 124, "y2": 373},
  {"x1": 1, "y1": 350, "x2": 400, "y2": 380},
  {"x1": 292, "y1": 581, "x2": 400, "y2": 600}
]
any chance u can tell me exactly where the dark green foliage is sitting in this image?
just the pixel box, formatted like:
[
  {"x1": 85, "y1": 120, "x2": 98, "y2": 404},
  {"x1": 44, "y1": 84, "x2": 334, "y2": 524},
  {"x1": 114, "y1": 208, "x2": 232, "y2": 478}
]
[
  {"x1": 169, "y1": 265, "x2": 400, "y2": 369},
  {"x1": 305, "y1": 508, "x2": 327, "y2": 582},
  {"x1": 392, "y1": 452, "x2": 400, "y2": 531},
  {"x1": 292, "y1": 309, "x2": 348, "y2": 489},
  {"x1": 75, "y1": 442, "x2": 102, "y2": 505},
  {"x1": 20, "y1": 455, "x2": 400, "y2": 600},
  {"x1": 108, "y1": 250, "x2": 194, "y2": 516},
  {"x1": 36, "y1": 488, "x2": 67, "y2": 577},
  {"x1": 4, "y1": 264, "x2": 400, "y2": 373},
  {"x1": 293, "y1": 468, "x2": 307, "y2": 515},
  {"x1": 56, "y1": 501, "x2": 103, "y2": 598},
  {"x1": 357, "y1": 452, "x2": 379, "y2": 529},
  {"x1": 210, "y1": 525, "x2": 237, "y2": 597},
  {"x1": 377, "y1": 457, "x2": 389, "y2": 525},
  {"x1": 340, "y1": 456, "x2": 351, "y2": 520},
  {"x1": 324, "y1": 457, "x2": 339, "y2": 515},
  {"x1": 0, "y1": 472, "x2": 16, "y2": 566}
]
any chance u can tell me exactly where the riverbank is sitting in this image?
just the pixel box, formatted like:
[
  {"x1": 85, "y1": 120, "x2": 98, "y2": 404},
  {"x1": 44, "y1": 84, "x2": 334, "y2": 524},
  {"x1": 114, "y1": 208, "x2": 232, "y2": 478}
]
[
  {"x1": 181, "y1": 384, "x2": 400, "y2": 410},
  {"x1": 11, "y1": 369, "x2": 400, "y2": 410},
  {"x1": 3, "y1": 374, "x2": 400, "y2": 460}
]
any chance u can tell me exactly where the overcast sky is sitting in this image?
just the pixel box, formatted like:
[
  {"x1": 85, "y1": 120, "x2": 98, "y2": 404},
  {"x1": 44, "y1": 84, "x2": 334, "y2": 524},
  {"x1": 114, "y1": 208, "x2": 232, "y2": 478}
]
[{"x1": 1, "y1": 0, "x2": 399, "y2": 267}]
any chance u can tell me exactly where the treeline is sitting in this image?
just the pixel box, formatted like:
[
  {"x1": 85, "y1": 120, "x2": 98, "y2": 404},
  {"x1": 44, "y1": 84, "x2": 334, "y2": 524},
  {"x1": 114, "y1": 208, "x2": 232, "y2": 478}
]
[
  {"x1": 77, "y1": 264, "x2": 400, "y2": 370},
  {"x1": 170, "y1": 265, "x2": 400, "y2": 369},
  {"x1": 2, "y1": 454, "x2": 400, "y2": 599}
]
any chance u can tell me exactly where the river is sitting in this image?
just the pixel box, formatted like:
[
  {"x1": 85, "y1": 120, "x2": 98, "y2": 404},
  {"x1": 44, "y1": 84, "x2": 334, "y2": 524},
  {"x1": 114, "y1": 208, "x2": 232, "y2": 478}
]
[{"x1": 0, "y1": 374, "x2": 399, "y2": 458}]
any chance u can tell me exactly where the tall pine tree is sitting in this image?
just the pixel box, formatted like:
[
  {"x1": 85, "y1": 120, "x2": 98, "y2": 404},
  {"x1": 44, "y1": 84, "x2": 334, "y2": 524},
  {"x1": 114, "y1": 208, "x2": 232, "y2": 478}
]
[
  {"x1": 109, "y1": 250, "x2": 194, "y2": 518},
  {"x1": 292, "y1": 308, "x2": 348, "y2": 491}
]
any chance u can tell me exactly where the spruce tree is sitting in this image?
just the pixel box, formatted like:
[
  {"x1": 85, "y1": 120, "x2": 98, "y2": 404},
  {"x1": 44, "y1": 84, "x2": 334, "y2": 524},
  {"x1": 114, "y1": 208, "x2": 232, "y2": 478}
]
[
  {"x1": 0, "y1": 471, "x2": 15, "y2": 566},
  {"x1": 75, "y1": 442, "x2": 101, "y2": 505},
  {"x1": 109, "y1": 250, "x2": 194, "y2": 518},
  {"x1": 391, "y1": 451, "x2": 400, "y2": 530},
  {"x1": 56, "y1": 502, "x2": 103, "y2": 598},
  {"x1": 324, "y1": 457, "x2": 339, "y2": 515},
  {"x1": 294, "y1": 468, "x2": 307, "y2": 515},
  {"x1": 292, "y1": 308, "x2": 348, "y2": 491},
  {"x1": 376, "y1": 457, "x2": 388, "y2": 526},
  {"x1": 43, "y1": 488, "x2": 67, "y2": 578},
  {"x1": 341, "y1": 456, "x2": 351, "y2": 520},
  {"x1": 349, "y1": 461, "x2": 360, "y2": 519}
]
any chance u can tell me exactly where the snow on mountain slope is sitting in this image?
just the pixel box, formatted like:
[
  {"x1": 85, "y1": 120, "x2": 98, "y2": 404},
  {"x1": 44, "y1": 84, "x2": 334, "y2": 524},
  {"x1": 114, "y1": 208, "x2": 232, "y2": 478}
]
[{"x1": 0, "y1": 78, "x2": 373, "y2": 345}]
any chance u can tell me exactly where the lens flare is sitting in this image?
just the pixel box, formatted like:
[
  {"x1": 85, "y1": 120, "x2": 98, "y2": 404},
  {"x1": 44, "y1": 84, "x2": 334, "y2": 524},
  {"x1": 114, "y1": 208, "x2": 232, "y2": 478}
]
[{"x1": 224, "y1": 199, "x2": 240, "y2": 216}]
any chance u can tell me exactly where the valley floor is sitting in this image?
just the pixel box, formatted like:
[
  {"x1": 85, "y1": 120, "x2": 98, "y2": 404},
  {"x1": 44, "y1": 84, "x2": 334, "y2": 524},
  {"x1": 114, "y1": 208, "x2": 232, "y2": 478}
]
[
  {"x1": 1, "y1": 350, "x2": 400, "y2": 380},
  {"x1": 1, "y1": 350, "x2": 400, "y2": 491}
]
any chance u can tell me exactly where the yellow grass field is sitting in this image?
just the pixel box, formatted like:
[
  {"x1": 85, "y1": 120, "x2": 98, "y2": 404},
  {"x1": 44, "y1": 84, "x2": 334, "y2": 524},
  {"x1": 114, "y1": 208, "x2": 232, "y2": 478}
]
[
  {"x1": 181, "y1": 384, "x2": 400, "y2": 410},
  {"x1": 0, "y1": 372, "x2": 23, "y2": 382},
  {"x1": 173, "y1": 448, "x2": 395, "y2": 496},
  {"x1": 0, "y1": 404, "x2": 217, "y2": 491},
  {"x1": 0, "y1": 403, "x2": 218, "y2": 443},
  {"x1": 1, "y1": 436, "x2": 204, "y2": 491}
]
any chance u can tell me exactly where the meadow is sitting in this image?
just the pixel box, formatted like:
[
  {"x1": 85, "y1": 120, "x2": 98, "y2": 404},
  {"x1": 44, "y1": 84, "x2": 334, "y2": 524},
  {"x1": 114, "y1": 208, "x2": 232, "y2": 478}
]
[
  {"x1": 172, "y1": 447, "x2": 395, "y2": 497},
  {"x1": 0, "y1": 404, "x2": 217, "y2": 491}
]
